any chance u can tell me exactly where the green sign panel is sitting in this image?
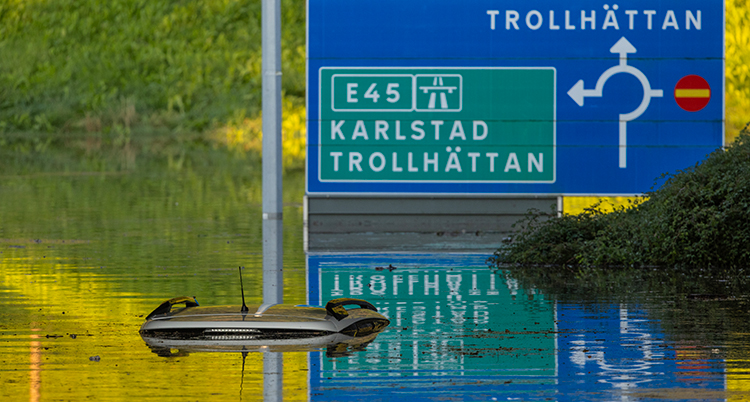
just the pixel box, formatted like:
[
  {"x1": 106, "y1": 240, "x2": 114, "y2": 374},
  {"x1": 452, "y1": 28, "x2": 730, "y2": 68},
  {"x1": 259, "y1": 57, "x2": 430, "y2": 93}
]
[{"x1": 318, "y1": 67, "x2": 556, "y2": 183}]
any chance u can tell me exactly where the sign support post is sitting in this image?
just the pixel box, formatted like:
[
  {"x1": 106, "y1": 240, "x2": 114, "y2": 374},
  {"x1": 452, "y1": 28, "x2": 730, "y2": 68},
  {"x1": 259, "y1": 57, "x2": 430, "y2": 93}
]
[{"x1": 262, "y1": 0, "x2": 283, "y2": 305}]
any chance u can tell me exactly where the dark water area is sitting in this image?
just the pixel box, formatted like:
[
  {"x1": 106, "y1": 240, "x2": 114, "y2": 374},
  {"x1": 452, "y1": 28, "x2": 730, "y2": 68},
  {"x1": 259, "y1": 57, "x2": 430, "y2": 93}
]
[{"x1": 2, "y1": 166, "x2": 750, "y2": 401}]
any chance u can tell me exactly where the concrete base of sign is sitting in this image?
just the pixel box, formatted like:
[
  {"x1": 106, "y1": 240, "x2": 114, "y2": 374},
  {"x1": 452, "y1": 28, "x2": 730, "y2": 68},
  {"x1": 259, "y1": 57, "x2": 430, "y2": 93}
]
[{"x1": 304, "y1": 196, "x2": 561, "y2": 252}]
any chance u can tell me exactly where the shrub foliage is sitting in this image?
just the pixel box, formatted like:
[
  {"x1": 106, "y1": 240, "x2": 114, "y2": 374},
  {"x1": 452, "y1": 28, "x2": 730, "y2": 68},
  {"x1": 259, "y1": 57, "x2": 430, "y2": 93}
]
[{"x1": 491, "y1": 126, "x2": 750, "y2": 270}]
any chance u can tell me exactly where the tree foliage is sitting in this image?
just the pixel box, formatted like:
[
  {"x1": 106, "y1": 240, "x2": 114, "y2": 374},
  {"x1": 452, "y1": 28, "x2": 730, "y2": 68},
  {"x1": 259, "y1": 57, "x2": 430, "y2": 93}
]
[
  {"x1": 726, "y1": 0, "x2": 750, "y2": 137},
  {"x1": 0, "y1": 0, "x2": 305, "y2": 133}
]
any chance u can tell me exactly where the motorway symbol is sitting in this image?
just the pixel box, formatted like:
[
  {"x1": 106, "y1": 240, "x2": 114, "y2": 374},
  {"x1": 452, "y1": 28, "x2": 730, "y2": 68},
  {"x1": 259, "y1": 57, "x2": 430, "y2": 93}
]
[
  {"x1": 567, "y1": 37, "x2": 664, "y2": 169},
  {"x1": 415, "y1": 74, "x2": 462, "y2": 111},
  {"x1": 674, "y1": 75, "x2": 711, "y2": 112}
]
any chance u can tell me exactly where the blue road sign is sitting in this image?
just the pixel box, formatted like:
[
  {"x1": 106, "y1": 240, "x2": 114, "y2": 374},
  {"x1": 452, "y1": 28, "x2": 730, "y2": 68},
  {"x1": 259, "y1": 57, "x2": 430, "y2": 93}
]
[{"x1": 307, "y1": 0, "x2": 724, "y2": 195}]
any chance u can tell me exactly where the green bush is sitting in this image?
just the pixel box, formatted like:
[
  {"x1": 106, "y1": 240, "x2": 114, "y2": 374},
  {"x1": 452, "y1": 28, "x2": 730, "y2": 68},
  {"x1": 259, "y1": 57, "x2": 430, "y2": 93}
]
[{"x1": 490, "y1": 125, "x2": 750, "y2": 270}]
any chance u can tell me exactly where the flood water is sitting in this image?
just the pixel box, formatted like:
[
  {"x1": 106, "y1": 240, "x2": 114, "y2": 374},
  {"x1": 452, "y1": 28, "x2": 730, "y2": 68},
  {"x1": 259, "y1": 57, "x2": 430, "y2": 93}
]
[{"x1": 2, "y1": 167, "x2": 750, "y2": 401}]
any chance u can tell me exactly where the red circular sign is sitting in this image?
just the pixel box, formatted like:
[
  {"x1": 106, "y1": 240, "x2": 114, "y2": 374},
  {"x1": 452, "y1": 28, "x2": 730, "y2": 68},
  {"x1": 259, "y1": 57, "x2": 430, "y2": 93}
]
[{"x1": 674, "y1": 75, "x2": 711, "y2": 112}]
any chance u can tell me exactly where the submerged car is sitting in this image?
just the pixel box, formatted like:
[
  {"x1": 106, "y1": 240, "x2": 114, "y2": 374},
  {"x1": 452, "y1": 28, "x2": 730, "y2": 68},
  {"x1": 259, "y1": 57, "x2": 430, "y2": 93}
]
[{"x1": 139, "y1": 296, "x2": 390, "y2": 341}]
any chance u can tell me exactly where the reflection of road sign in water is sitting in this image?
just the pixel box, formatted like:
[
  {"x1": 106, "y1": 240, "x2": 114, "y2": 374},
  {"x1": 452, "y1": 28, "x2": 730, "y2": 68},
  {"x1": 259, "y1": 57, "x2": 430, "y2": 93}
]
[
  {"x1": 675, "y1": 75, "x2": 711, "y2": 112},
  {"x1": 306, "y1": 255, "x2": 728, "y2": 400},
  {"x1": 306, "y1": 254, "x2": 556, "y2": 400},
  {"x1": 416, "y1": 75, "x2": 462, "y2": 111},
  {"x1": 556, "y1": 303, "x2": 726, "y2": 396}
]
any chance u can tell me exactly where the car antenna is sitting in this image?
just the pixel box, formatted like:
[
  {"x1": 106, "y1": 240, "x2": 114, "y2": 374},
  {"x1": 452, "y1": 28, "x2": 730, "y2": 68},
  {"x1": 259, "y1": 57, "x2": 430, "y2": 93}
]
[{"x1": 239, "y1": 266, "x2": 249, "y2": 313}]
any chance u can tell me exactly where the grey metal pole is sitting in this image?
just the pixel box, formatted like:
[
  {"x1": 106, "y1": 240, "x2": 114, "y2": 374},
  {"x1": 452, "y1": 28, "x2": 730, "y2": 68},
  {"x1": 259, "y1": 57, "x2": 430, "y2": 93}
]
[{"x1": 262, "y1": 0, "x2": 283, "y2": 305}]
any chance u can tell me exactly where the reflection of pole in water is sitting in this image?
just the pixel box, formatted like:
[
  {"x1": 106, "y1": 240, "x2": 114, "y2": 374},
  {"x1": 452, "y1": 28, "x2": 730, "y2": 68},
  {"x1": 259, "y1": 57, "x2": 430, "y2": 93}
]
[
  {"x1": 263, "y1": 351, "x2": 282, "y2": 402},
  {"x1": 239, "y1": 349, "x2": 282, "y2": 401},
  {"x1": 239, "y1": 350, "x2": 248, "y2": 400},
  {"x1": 30, "y1": 327, "x2": 41, "y2": 402}
]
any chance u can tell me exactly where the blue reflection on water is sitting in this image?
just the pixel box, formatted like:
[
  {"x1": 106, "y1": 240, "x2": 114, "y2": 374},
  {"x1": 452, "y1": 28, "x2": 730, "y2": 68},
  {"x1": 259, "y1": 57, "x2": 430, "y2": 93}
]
[
  {"x1": 557, "y1": 303, "x2": 725, "y2": 401},
  {"x1": 306, "y1": 253, "x2": 725, "y2": 402}
]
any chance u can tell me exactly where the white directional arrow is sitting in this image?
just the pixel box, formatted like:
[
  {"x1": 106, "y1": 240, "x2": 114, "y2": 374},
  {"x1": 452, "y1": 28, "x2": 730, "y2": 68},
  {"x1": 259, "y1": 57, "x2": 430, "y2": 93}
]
[
  {"x1": 610, "y1": 36, "x2": 636, "y2": 65},
  {"x1": 567, "y1": 37, "x2": 663, "y2": 168},
  {"x1": 567, "y1": 37, "x2": 642, "y2": 107},
  {"x1": 566, "y1": 80, "x2": 588, "y2": 107}
]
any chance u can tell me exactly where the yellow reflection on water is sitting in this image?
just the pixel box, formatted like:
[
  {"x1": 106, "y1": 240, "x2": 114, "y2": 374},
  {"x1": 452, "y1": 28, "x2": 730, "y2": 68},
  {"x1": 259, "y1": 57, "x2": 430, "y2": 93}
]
[
  {"x1": 284, "y1": 352, "x2": 308, "y2": 401},
  {"x1": 1, "y1": 255, "x2": 309, "y2": 401},
  {"x1": 727, "y1": 342, "x2": 750, "y2": 402},
  {"x1": 727, "y1": 362, "x2": 750, "y2": 402}
]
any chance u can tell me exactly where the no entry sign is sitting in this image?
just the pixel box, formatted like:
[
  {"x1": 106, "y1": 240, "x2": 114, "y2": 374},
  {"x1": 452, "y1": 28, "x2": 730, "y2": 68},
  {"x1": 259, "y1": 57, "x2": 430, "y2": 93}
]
[
  {"x1": 307, "y1": 0, "x2": 724, "y2": 195},
  {"x1": 674, "y1": 75, "x2": 712, "y2": 112}
]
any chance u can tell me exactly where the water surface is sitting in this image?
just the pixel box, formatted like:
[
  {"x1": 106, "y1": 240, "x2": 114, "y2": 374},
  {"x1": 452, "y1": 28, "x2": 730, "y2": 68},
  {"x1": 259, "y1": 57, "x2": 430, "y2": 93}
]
[{"x1": 2, "y1": 168, "x2": 750, "y2": 401}]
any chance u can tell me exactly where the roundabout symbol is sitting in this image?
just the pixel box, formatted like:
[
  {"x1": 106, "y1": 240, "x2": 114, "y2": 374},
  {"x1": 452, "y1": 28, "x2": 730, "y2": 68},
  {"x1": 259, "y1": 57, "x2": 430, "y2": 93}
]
[{"x1": 567, "y1": 37, "x2": 663, "y2": 169}]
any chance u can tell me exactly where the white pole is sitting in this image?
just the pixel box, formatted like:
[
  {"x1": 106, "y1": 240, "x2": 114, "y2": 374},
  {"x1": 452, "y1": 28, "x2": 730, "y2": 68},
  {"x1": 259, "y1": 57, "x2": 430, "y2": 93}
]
[{"x1": 262, "y1": 0, "x2": 283, "y2": 305}]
